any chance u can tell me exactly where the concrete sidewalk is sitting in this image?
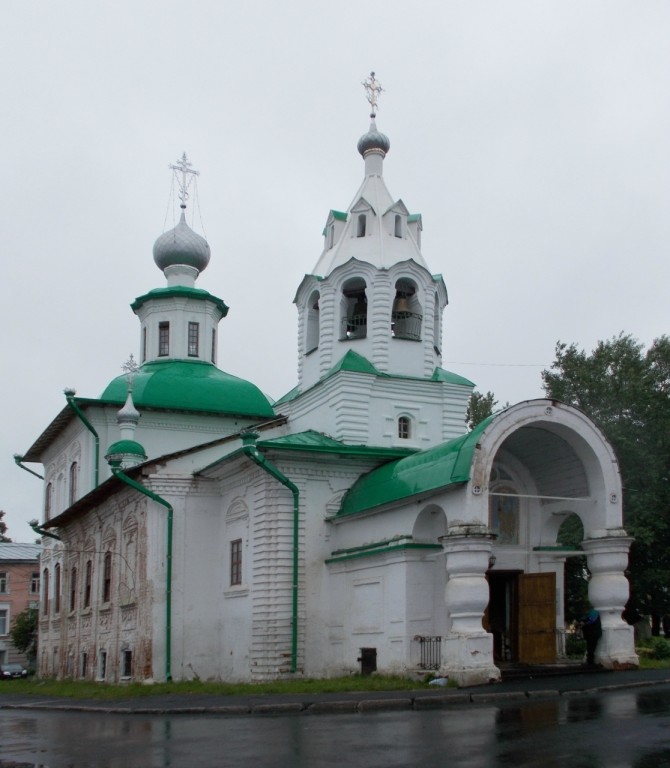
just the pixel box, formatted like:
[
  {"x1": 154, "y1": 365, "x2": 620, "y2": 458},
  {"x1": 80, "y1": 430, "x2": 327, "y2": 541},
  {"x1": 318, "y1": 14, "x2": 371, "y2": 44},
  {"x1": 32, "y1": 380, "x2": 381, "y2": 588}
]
[{"x1": 1, "y1": 668, "x2": 669, "y2": 716}]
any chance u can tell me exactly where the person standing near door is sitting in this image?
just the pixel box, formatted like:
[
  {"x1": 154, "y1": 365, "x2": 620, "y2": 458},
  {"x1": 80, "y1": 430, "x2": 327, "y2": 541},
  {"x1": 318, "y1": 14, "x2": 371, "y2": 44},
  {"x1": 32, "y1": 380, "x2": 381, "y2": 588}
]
[{"x1": 581, "y1": 607, "x2": 602, "y2": 666}]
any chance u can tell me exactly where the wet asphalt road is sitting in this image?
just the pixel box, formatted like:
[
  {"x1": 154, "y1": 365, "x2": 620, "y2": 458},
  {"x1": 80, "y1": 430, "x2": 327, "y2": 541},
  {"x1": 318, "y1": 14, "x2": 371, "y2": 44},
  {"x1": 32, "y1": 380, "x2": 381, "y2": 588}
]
[{"x1": 2, "y1": 679, "x2": 670, "y2": 767}]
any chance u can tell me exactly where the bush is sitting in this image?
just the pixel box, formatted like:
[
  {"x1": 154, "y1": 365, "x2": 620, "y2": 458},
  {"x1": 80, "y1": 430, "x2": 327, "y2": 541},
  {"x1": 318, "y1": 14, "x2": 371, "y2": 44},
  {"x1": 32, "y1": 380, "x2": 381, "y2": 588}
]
[{"x1": 649, "y1": 637, "x2": 670, "y2": 660}]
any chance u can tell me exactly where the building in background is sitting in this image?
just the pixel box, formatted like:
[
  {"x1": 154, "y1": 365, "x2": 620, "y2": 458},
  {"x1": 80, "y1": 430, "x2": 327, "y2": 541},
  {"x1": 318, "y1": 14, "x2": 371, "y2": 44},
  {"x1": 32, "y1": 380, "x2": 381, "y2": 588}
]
[
  {"x1": 0, "y1": 543, "x2": 41, "y2": 666},
  {"x1": 17, "y1": 77, "x2": 638, "y2": 685}
]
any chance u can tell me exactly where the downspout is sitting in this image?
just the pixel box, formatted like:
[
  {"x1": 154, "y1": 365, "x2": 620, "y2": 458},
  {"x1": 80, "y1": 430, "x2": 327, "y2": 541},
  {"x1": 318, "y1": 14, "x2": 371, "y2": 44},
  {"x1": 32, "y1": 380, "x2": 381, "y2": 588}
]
[
  {"x1": 14, "y1": 454, "x2": 44, "y2": 480},
  {"x1": 240, "y1": 432, "x2": 300, "y2": 674},
  {"x1": 64, "y1": 388, "x2": 100, "y2": 489},
  {"x1": 110, "y1": 463, "x2": 173, "y2": 682},
  {"x1": 28, "y1": 519, "x2": 61, "y2": 541}
]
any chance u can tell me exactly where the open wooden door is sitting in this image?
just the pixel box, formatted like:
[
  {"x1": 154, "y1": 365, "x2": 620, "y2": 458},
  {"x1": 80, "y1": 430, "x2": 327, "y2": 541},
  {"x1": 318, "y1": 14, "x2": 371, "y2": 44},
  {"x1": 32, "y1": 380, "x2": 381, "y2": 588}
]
[{"x1": 517, "y1": 573, "x2": 556, "y2": 664}]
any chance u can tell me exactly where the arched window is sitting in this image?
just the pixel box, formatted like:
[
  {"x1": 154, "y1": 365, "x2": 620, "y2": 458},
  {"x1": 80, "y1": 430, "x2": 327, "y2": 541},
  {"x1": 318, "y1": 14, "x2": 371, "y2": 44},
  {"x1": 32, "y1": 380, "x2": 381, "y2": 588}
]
[
  {"x1": 84, "y1": 560, "x2": 92, "y2": 608},
  {"x1": 398, "y1": 416, "x2": 411, "y2": 440},
  {"x1": 305, "y1": 291, "x2": 320, "y2": 354},
  {"x1": 392, "y1": 279, "x2": 423, "y2": 341},
  {"x1": 433, "y1": 293, "x2": 441, "y2": 355},
  {"x1": 102, "y1": 552, "x2": 112, "y2": 603},
  {"x1": 42, "y1": 567, "x2": 50, "y2": 614},
  {"x1": 54, "y1": 563, "x2": 61, "y2": 614},
  {"x1": 69, "y1": 567, "x2": 77, "y2": 612},
  {"x1": 357, "y1": 214, "x2": 366, "y2": 237},
  {"x1": 489, "y1": 485, "x2": 520, "y2": 545},
  {"x1": 45, "y1": 482, "x2": 53, "y2": 519},
  {"x1": 394, "y1": 215, "x2": 402, "y2": 238},
  {"x1": 69, "y1": 462, "x2": 78, "y2": 506},
  {"x1": 341, "y1": 279, "x2": 368, "y2": 340}
]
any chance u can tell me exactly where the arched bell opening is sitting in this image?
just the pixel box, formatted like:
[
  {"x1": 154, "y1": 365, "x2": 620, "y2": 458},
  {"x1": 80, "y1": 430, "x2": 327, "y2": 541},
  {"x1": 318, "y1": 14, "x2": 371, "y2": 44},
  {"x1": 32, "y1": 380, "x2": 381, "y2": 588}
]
[
  {"x1": 391, "y1": 279, "x2": 422, "y2": 341},
  {"x1": 305, "y1": 290, "x2": 320, "y2": 354},
  {"x1": 340, "y1": 278, "x2": 368, "y2": 340}
]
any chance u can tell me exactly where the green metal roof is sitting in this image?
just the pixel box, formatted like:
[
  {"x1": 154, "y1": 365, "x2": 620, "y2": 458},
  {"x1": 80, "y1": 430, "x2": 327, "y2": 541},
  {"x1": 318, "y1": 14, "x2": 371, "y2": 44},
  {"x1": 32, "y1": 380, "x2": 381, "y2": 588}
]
[
  {"x1": 326, "y1": 350, "x2": 380, "y2": 377},
  {"x1": 407, "y1": 213, "x2": 422, "y2": 223},
  {"x1": 131, "y1": 286, "x2": 229, "y2": 316},
  {"x1": 338, "y1": 416, "x2": 493, "y2": 517},
  {"x1": 275, "y1": 352, "x2": 474, "y2": 404},
  {"x1": 432, "y1": 367, "x2": 476, "y2": 387},
  {"x1": 105, "y1": 439, "x2": 147, "y2": 458},
  {"x1": 258, "y1": 430, "x2": 415, "y2": 459},
  {"x1": 100, "y1": 360, "x2": 275, "y2": 418}
]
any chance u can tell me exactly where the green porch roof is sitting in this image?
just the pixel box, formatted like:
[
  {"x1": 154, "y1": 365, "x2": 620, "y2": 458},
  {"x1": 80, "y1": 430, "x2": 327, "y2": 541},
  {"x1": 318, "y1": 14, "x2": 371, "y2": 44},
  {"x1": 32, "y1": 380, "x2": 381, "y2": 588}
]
[
  {"x1": 131, "y1": 286, "x2": 229, "y2": 316},
  {"x1": 100, "y1": 360, "x2": 275, "y2": 417},
  {"x1": 338, "y1": 416, "x2": 493, "y2": 517}
]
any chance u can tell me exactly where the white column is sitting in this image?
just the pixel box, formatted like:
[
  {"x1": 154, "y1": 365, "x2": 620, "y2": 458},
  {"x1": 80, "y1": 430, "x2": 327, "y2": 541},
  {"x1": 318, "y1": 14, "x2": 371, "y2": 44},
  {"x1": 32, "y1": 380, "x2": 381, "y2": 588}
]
[
  {"x1": 582, "y1": 531, "x2": 638, "y2": 669},
  {"x1": 440, "y1": 524, "x2": 500, "y2": 686}
]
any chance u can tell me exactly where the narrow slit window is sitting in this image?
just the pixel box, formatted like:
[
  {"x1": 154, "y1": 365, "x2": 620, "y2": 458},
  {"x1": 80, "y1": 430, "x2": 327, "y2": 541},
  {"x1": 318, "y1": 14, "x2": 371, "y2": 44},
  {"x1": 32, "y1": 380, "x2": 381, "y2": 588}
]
[
  {"x1": 211, "y1": 329, "x2": 217, "y2": 364},
  {"x1": 142, "y1": 327, "x2": 147, "y2": 363},
  {"x1": 394, "y1": 215, "x2": 402, "y2": 237},
  {"x1": 158, "y1": 322, "x2": 170, "y2": 356},
  {"x1": 42, "y1": 567, "x2": 49, "y2": 614}
]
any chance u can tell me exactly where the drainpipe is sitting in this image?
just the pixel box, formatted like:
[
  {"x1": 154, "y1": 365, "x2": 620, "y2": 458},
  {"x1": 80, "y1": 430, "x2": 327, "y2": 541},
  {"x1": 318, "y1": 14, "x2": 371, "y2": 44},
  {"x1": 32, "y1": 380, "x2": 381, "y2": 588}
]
[
  {"x1": 109, "y1": 463, "x2": 173, "y2": 682},
  {"x1": 13, "y1": 454, "x2": 44, "y2": 480},
  {"x1": 28, "y1": 519, "x2": 61, "y2": 541},
  {"x1": 64, "y1": 388, "x2": 100, "y2": 489},
  {"x1": 240, "y1": 432, "x2": 300, "y2": 674}
]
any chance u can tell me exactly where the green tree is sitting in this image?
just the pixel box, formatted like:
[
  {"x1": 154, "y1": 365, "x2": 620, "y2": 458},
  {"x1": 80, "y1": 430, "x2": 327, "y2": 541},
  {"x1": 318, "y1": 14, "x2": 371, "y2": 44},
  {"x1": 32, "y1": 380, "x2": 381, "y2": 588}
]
[
  {"x1": 10, "y1": 606, "x2": 38, "y2": 662},
  {"x1": 542, "y1": 333, "x2": 670, "y2": 632},
  {"x1": 0, "y1": 510, "x2": 11, "y2": 542},
  {"x1": 466, "y1": 390, "x2": 498, "y2": 431}
]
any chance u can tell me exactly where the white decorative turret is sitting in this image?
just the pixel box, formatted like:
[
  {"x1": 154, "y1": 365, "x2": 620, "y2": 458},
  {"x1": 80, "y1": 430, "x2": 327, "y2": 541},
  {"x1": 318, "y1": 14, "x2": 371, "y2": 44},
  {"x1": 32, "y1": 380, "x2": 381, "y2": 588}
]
[
  {"x1": 105, "y1": 356, "x2": 147, "y2": 469},
  {"x1": 131, "y1": 154, "x2": 228, "y2": 366}
]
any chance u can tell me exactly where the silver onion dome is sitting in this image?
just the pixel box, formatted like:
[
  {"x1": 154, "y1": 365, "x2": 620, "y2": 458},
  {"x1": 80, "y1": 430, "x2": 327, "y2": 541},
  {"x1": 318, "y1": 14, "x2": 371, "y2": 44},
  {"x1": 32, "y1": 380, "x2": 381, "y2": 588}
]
[
  {"x1": 153, "y1": 211, "x2": 211, "y2": 273},
  {"x1": 357, "y1": 119, "x2": 390, "y2": 158}
]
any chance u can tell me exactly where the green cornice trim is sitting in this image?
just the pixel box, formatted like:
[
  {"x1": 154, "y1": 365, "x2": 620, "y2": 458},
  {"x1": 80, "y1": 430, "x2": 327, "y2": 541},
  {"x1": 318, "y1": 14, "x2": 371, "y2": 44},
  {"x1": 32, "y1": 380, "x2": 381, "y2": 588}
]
[
  {"x1": 131, "y1": 286, "x2": 229, "y2": 316},
  {"x1": 326, "y1": 542, "x2": 442, "y2": 564}
]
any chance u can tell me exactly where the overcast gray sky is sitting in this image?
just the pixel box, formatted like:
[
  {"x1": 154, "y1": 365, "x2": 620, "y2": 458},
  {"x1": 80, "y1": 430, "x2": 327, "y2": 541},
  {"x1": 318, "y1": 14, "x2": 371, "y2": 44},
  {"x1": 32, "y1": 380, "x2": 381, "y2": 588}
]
[{"x1": 2, "y1": 1, "x2": 669, "y2": 540}]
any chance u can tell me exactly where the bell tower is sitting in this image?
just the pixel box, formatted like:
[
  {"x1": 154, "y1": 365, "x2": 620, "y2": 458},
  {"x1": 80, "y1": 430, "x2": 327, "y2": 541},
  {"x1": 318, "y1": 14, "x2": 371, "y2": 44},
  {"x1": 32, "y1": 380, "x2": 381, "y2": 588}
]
[{"x1": 284, "y1": 75, "x2": 473, "y2": 448}]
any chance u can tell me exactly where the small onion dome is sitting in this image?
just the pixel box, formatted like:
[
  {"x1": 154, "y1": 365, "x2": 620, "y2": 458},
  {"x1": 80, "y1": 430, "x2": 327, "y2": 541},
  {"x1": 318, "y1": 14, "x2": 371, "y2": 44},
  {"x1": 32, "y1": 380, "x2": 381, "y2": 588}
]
[
  {"x1": 153, "y1": 211, "x2": 211, "y2": 273},
  {"x1": 105, "y1": 439, "x2": 147, "y2": 464},
  {"x1": 357, "y1": 119, "x2": 390, "y2": 158},
  {"x1": 117, "y1": 392, "x2": 140, "y2": 426}
]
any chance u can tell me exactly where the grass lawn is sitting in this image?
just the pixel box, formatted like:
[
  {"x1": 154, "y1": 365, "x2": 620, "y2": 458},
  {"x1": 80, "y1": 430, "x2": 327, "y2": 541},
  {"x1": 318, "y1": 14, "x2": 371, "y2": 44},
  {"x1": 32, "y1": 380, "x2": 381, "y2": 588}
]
[{"x1": 0, "y1": 674, "x2": 433, "y2": 701}]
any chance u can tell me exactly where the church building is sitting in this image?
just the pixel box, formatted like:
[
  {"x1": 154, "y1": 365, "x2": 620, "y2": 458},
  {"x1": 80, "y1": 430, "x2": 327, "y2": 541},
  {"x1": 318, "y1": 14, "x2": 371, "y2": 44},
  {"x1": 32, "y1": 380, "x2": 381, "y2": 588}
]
[{"x1": 18, "y1": 75, "x2": 638, "y2": 686}]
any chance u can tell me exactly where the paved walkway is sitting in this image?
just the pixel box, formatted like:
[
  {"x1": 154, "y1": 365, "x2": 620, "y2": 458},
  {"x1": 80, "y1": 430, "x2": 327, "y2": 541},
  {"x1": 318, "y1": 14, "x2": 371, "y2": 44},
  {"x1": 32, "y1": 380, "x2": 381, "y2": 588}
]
[{"x1": 1, "y1": 668, "x2": 669, "y2": 716}]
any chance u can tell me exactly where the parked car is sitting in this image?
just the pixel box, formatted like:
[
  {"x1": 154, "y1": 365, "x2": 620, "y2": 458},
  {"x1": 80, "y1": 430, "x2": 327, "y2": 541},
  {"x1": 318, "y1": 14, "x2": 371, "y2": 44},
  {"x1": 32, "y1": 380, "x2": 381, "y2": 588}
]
[{"x1": 0, "y1": 663, "x2": 28, "y2": 679}]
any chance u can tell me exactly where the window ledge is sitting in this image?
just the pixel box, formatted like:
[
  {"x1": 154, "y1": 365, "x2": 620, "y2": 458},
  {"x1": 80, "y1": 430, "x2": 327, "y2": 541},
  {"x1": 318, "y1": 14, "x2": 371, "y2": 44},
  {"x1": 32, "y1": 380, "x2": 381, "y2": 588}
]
[{"x1": 224, "y1": 586, "x2": 249, "y2": 599}]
